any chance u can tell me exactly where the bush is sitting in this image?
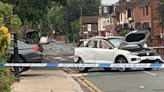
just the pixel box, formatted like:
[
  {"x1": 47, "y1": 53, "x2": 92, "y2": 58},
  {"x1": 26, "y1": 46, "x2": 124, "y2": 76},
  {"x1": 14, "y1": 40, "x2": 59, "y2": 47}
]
[
  {"x1": 0, "y1": 68, "x2": 15, "y2": 92},
  {"x1": 0, "y1": 1, "x2": 22, "y2": 91},
  {"x1": 0, "y1": 22, "x2": 15, "y2": 92}
]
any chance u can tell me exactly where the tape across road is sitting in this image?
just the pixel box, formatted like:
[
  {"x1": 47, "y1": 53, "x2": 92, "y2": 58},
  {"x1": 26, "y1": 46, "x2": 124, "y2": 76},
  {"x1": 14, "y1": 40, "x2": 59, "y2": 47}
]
[{"x1": 0, "y1": 63, "x2": 164, "y2": 68}]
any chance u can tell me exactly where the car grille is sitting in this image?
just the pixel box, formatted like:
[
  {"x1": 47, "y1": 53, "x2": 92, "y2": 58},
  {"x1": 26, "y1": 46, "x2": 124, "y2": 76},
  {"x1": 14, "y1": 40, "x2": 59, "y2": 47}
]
[
  {"x1": 140, "y1": 60, "x2": 162, "y2": 63},
  {"x1": 138, "y1": 52, "x2": 156, "y2": 56}
]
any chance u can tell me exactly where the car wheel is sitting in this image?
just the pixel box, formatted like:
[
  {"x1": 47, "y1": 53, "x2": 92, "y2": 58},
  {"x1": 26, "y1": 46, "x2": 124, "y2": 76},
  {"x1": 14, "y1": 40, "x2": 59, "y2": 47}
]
[
  {"x1": 143, "y1": 60, "x2": 162, "y2": 71},
  {"x1": 10, "y1": 56, "x2": 28, "y2": 73},
  {"x1": 77, "y1": 58, "x2": 88, "y2": 73},
  {"x1": 22, "y1": 67, "x2": 30, "y2": 72},
  {"x1": 115, "y1": 56, "x2": 129, "y2": 72}
]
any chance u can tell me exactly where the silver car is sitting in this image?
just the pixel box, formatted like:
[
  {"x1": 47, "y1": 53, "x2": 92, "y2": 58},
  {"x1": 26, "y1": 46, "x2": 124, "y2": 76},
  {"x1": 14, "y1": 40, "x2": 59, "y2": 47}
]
[{"x1": 8, "y1": 40, "x2": 43, "y2": 73}]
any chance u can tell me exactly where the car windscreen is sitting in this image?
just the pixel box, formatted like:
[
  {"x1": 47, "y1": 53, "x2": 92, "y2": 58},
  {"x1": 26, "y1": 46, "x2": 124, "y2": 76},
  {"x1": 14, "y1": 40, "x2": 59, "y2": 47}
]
[{"x1": 107, "y1": 38, "x2": 124, "y2": 48}]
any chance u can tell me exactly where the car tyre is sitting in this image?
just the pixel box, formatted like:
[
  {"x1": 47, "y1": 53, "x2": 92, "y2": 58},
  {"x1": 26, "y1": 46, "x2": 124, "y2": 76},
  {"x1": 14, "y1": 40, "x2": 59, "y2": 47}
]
[
  {"x1": 103, "y1": 68, "x2": 111, "y2": 71},
  {"x1": 143, "y1": 60, "x2": 162, "y2": 71},
  {"x1": 115, "y1": 56, "x2": 129, "y2": 72},
  {"x1": 10, "y1": 56, "x2": 28, "y2": 73},
  {"x1": 77, "y1": 58, "x2": 88, "y2": 73}
]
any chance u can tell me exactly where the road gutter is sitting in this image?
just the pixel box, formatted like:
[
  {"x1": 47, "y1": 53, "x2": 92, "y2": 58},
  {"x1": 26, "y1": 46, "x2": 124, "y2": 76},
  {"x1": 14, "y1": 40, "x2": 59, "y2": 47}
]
[{"x1": 63, "y1": 68, "x2": 102, "y2": 92}]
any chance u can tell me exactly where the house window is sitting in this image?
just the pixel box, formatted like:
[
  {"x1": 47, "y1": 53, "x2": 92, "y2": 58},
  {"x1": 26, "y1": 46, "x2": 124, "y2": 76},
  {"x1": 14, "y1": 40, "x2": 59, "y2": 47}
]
[
  {"x1": 142, "y1": 6, "x2": 149, "y2": 16},
  {"x1": 143, "y1": 7, "x2": 145, "y2": 16},
  {"x1": 143, "y1": 22, "x2": 150, "y2": 29},
  {"x1": 103, "y1": 7, "x2": 108, "y2": 13},
  {"x1": 146, "y1": 6, "x2": 149, "y2": 15},
  {"x1": 87, "y1": 24, "x2": 92, "y2": 31},
  {"x1": 128, "y1": 9, "x2": 131, "y2": 18},
  {"x1": 120, "y1": 13, "x2": 122, "y2": 21},
  {"x1": 135, "y1": 23, "x2": 142, "y2": 30}
]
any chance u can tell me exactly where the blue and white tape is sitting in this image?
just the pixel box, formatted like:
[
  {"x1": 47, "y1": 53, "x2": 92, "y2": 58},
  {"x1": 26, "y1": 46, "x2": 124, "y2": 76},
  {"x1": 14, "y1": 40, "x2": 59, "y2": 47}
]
[{"x1": 0, "y1": 63, "x2": 164, "y2": 68}]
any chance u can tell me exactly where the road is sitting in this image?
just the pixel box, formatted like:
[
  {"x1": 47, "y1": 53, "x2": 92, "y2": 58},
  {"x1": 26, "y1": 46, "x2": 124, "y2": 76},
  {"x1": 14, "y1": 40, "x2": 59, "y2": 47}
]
[{"x1": 42, "y1": 42, "x2": 164, "y2": 92}]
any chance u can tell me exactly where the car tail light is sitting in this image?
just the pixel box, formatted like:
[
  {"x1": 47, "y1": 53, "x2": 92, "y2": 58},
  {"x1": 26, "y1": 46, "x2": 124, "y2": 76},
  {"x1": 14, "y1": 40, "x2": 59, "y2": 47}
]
[{"x1": 32, "y1": 45, "x2": 40, "y2": 52}]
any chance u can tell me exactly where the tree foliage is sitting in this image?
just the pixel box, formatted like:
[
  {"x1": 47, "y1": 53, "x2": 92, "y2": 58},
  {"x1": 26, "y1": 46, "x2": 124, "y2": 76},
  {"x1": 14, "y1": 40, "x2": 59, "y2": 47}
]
[
  {"x1": 1, "y1": 0, "x2": 100, "y2": 42},
  {"x1": 71, "y1": 20, "x2": 81, "y2": 43},
  {"x1": 0, "y1": 1, "x2": 15, "y2": 92},
  {"x1": 47, "y1": 2, "x2": 65, "y2": 34},
  {"x1": 82, "y1": 0, "x2": 100, "y2": 16},
  {"x1": 47, "y1": 0, "x2": 100, "y2": 42},
  {"x1": 10, "y1": 15, "x2": 22, "y2": 32},
  {"x1": 0, "y1": 0, "x2": 66, "y2": 27}
]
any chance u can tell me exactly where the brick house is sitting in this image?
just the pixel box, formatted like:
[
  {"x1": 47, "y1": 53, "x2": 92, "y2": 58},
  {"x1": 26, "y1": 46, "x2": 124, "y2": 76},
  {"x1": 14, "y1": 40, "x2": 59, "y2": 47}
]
[
  {"x1": 98, "y1": 15, "x2": 118, "y2": 36},
  {"x1": 80, "y1": 16, "x2": 99, "y2": 39},
  {"x1": 80, "y1": 0, "x2": 164, "y2": 53},
  {"x1": 98, "y1": 4, "x2": 118, "y2": 36},
  {"x1": 130, "y1": 0, "x2": 164, "y2": 53},
  {"x1": 116, "y1": 0, "x2": 164, "y2": 53},
  {"x1": 115, "y1": 0, "x2": 143, "y2": 30}
]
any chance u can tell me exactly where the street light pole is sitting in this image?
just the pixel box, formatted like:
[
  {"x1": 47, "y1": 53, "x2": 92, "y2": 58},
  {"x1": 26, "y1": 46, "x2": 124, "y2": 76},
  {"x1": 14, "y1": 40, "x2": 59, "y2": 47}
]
[{"x1": 128, "y1": 17, "x2": 134, "y2": 31}]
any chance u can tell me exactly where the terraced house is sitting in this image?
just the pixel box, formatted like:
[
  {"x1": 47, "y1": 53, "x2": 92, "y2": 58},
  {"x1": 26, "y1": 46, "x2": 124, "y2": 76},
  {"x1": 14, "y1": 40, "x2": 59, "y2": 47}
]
[
  {"x1": 114, "y1": 0, "x2": 163, "y2": 53},
  {"x1": 80, "y1": 0, "x2": 164, "y2": 53}
]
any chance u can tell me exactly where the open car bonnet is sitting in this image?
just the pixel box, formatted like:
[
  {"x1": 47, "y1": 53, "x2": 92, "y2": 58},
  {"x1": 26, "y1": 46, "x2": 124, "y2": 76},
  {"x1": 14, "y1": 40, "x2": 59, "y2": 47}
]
[{"x1": 124, "y1": 30, "x2": 150, "y2": 46}]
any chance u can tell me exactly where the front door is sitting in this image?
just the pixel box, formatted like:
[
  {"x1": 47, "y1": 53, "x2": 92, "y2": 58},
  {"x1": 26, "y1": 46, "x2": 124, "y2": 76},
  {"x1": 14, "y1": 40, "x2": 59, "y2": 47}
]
[{"x1": 94, "y1": 40, "x2": 114, "y2": 63}]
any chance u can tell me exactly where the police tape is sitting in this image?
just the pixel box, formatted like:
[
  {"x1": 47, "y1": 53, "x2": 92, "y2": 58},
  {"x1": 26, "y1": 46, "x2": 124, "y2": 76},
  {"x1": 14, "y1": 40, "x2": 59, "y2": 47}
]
[{"x1": 0, "y1": 63, "x2": 164, "y2": 68}]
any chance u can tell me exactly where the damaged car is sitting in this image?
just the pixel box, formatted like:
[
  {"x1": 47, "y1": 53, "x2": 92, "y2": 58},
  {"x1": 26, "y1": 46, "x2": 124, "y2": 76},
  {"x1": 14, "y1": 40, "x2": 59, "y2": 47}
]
[{"x1": 74, "y1": 30, "x2": 163, "y2": 72}]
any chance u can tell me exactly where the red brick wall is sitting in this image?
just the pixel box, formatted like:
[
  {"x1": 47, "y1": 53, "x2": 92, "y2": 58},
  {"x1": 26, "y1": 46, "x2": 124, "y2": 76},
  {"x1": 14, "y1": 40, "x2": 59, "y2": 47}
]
[
  {"x1": 150, "y1": 0, "x2": 161, "y2": 36},
  {"x1": 133, "y1": 5, "x2": 152, "y2": 24}
]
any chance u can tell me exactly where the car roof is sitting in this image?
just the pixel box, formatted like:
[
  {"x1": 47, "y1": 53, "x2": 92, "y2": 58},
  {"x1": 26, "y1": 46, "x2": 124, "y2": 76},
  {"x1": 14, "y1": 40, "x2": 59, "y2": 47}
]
[
  {"x1": 79, "y1": 36, "x2": 124, "y2": 42},
  {"x1": 90, "y1": 36, "x2": 124, "y2": 40}
]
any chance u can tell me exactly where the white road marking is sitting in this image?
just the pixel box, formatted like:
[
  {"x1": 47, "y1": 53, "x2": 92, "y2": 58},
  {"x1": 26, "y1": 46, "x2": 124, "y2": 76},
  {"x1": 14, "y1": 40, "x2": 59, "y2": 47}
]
[
  {"x1": 69, "y1": 73, "x2": 88, "y2": 77},
  {"x1": 143, "y1": 71, "x2": 157, "y2": 76},
  {"x1": 68, "y1": 56, "x2": 74, "y2": 58},
  {"x1": 54, "y1": 57, "x2": 62, "y2": 59},
  {"x1": 60, "y1": 58, "x2": 68, "y2": 61},
  {"x1": 139, "y1": 85, "x2": 145, "y2": 89}
]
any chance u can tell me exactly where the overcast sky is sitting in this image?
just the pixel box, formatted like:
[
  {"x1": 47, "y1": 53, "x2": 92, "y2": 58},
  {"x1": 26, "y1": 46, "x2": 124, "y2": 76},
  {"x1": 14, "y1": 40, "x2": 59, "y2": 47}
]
[{"x1": 101, "y1": 0, "x2": 119, "y2": 5}]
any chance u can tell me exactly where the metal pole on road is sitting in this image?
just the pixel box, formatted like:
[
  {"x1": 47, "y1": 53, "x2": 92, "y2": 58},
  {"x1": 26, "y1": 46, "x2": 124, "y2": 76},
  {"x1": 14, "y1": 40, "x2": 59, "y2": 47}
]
[
  {"x1": 14, "y1": 33, "x2": 20, "y2": 80},
  {"x1": 12, "y1": 0, "x2": 20, "y2": 80}
]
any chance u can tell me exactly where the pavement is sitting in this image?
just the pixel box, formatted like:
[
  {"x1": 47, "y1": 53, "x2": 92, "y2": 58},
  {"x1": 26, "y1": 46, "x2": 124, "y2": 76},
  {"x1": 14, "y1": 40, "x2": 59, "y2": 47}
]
[{"x1": 11, "y1": 70, "x2": 84, "y2": 92}]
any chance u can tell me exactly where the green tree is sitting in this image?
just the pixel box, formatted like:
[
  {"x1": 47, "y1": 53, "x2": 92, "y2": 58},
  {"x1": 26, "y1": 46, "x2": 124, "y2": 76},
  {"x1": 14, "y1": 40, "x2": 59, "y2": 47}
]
[
  {"x1": 61, "y1": 0, "x2": 100, "y2": 42},
  {"x1": 0, "y1": 1, "x2": 16, "y2": 92},
  {"x1": 82, "y1": 0, "x2": 100, "y2": 16},
  {"x1": 10, "y1": 15, "x2": 22, "y2": 33},
  {"x1": 1, "y1": 0, "x2": 66, "y2": 36},
  {"x1": 47, "y1": 2, "x2": 66, "y2": 34},
  {"x1": 2, "y1": 0, "x2": 100, "y2": 42},
  {"x1": 71, "y1": 20, "x2": 80, "y2": 43}
]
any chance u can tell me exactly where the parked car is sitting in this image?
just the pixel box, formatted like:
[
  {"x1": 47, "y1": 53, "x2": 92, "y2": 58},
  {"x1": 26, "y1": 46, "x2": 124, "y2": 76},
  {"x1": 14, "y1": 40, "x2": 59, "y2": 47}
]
[
  {"x1": 74, "y1": 30, "x2": 163, "y2": 72},
  {"x1": 8, "y1": 40, "x2": 43, "y2": 73}
]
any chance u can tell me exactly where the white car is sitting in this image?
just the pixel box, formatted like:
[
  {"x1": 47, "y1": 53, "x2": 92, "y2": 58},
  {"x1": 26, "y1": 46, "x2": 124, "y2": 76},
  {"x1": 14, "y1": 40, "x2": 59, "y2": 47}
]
[{"x1": 74, "y1": 30, "x2": 163, "y2": 72}]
